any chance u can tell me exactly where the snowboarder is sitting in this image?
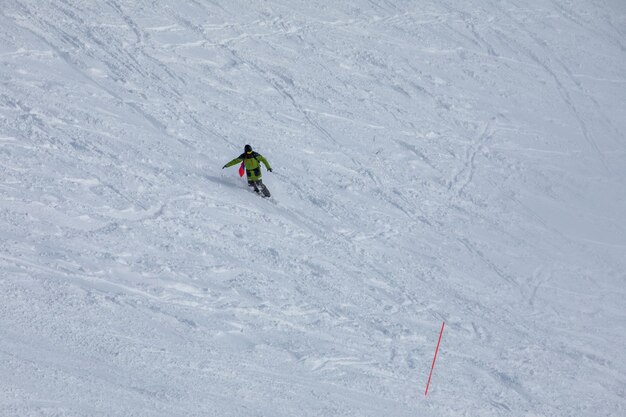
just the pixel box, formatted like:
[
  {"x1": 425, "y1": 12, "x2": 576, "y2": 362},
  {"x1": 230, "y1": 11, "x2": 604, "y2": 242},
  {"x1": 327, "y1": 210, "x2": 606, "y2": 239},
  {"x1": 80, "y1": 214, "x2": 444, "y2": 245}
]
[{"x1": 222, "y1": 144, "x2": 272, "y2": 197}]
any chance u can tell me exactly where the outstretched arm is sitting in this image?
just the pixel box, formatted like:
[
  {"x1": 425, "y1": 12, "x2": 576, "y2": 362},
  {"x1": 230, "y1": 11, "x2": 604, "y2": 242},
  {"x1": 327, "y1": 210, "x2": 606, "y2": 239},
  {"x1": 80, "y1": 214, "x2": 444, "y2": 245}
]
[
  {"x1": 257, "y1": 155, "x2": 272, "y2": 171},
  {"x1": 223, "y1": 157, "x2": 243, "y2": 168}
]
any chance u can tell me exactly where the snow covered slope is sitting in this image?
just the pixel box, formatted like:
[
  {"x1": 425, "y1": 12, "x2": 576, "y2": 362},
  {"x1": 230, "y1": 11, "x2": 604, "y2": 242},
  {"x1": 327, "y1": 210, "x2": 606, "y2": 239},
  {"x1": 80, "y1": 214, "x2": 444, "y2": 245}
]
[{"x1": 1, "y1": 1, "x2": 625, "y2": 416}]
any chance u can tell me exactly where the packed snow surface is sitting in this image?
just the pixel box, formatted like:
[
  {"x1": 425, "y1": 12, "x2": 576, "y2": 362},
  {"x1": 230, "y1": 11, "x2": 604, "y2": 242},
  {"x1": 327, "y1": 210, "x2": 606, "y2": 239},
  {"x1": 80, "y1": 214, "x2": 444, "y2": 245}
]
[{"x1": 1, "y1": 1, "x2": 625, "y2": 416}]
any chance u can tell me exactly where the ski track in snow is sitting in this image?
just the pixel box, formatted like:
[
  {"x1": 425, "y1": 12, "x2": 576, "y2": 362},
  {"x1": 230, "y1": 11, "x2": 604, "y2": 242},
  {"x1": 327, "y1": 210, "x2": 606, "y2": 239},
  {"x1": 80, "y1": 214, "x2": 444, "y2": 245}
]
[{"x1": 1, "y1": 1, "x2": 625, "y2": 416}]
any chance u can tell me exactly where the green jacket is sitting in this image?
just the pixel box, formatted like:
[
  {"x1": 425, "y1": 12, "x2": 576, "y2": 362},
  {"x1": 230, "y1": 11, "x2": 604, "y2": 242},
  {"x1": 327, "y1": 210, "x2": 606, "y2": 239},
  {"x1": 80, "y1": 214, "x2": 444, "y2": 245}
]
[{"x1": 224, "y1": 152, "x2": 272, "y2": 181}]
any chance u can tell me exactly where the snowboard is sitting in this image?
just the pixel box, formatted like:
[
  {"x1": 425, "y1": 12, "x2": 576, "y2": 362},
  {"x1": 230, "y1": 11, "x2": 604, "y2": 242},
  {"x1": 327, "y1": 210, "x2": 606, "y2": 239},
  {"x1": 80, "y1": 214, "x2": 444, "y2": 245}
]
[{"x1": 251, "y1": 182, "x2": 271, "y2": 198}]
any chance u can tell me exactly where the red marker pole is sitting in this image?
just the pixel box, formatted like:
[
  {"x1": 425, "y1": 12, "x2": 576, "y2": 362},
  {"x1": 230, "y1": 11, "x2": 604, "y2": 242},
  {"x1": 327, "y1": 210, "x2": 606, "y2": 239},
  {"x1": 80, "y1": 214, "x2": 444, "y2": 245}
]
[{"x1": 424, "y1": 321, "x2": 445, "y2": 396}]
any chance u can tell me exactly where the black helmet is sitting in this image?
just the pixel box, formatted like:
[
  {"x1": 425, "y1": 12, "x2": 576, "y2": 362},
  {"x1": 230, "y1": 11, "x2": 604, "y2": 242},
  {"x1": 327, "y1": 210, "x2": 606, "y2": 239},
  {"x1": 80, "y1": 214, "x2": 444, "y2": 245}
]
[{"x1": 244, "y1": 144, "x2": 252, "y2": 154}]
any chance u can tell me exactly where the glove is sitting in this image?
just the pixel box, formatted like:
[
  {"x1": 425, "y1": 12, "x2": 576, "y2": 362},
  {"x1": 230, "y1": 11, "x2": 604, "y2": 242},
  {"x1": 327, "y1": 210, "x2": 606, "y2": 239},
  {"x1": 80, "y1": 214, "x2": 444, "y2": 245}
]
[
  {"x1": 268, "y1": 168, "x2": 273, "y2": 172},
  {"x1": 222, "y1": 165, "x2": 226, "y2": 169}
]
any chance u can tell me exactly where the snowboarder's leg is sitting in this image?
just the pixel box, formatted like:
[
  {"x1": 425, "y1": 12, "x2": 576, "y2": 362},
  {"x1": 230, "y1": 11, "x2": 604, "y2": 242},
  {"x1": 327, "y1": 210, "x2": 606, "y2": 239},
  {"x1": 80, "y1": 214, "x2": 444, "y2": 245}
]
[{"x1": 248, "y1": 180, "x2": 260, "y2": 194}]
